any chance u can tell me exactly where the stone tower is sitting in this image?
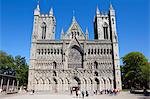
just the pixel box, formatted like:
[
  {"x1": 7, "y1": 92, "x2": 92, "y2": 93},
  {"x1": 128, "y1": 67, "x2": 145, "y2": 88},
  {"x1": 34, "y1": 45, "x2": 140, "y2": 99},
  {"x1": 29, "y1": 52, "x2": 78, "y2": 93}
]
[
  {"x1": 32, "y1": 3, "x2": 56, "y2": 41},
  {"x1": 94, "y1": 6, "x2": 110, "y2": 40},
  {"x1": 93, "y1": 4, "x2": 122, "y2": 89},
  {"x1": 109, "y1": 4, "x2": 122, "y2": 89}
]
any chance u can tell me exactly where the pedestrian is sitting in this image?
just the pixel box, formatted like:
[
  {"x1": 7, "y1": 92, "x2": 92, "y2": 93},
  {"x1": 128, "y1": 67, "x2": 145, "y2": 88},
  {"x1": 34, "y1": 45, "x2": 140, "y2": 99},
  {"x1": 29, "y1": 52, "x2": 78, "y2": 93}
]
[
  {"x1": 76, "y1": 90, "x2": 78, "y2": 97},
  {"x1": 33, "y1": 90, "x2": 35, "y2": 93},
  {"x1": 77, "y1": 90, "x2": 81, "y2": 98},
  {"x1": 86, "y1": 91, "x2": 89, "y2": 97},
  {"x1": 82, "y1": 91, "x2": 84, "y2": 98},
  {"x1": 0, "y1": 88, "x2": 2, "y2": 93},
  {"x1": 70, "y1": 89, "x2": 72, "y2": 95}
]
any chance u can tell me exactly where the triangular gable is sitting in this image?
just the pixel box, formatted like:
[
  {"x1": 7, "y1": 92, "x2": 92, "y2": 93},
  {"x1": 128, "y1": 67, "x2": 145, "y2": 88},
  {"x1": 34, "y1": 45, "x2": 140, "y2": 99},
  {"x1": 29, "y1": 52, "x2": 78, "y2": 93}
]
[{"x1": 64, "y1": 17, "x2": 85, "y2": 40}]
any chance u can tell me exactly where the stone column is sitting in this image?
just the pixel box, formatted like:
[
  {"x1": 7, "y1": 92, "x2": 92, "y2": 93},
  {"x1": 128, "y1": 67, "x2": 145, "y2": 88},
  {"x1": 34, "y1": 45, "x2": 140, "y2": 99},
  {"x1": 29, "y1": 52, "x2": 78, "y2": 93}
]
[
  {"x1": 17, "y1": 81, "x2": 19, "y2": 91},
  {"x1": 0, "y1": 79, "x2": 3, "y2": 89},
  {"x1": 6, "y1": 79, "x2": 10, "y2": 92},
  {"x1": 12, "y1": 80, "x2": 15, "y2": 90},
  {"x1": 99, "y1": 80, "x2": 101, "y2": 91},
  {"x1": 111, "y1": 79, "x2": 114, "y2": 90}
]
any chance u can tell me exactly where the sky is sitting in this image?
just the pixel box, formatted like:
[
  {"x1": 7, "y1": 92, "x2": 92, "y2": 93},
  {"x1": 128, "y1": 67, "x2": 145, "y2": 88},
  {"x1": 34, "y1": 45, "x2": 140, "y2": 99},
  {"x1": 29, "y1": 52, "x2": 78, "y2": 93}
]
[{"x1": 0, "y1": 0, "x2": 150, "y2": 64}]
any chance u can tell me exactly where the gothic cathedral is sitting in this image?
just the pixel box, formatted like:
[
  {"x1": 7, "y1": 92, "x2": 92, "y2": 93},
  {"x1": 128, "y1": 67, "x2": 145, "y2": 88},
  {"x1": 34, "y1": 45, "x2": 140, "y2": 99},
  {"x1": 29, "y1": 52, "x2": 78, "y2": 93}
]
[{"x1": 28, "y1": 3, "x2": 122, "y2": 93}]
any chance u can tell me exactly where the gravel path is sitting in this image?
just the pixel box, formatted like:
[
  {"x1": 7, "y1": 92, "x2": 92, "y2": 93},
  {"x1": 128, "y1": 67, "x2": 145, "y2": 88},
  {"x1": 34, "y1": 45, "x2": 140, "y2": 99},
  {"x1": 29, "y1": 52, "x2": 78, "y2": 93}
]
[{"x1": 0, "y1": 92, "x2": 149, "y2": 99}]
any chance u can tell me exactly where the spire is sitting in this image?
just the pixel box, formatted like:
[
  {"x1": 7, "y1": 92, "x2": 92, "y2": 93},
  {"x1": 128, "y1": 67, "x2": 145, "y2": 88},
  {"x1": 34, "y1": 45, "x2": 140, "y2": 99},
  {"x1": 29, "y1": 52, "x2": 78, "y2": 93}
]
[
  {"x1": 96, "y1": 5, "x2": 100, "y2": 14},
  {"x1": 36, "y1": 0, "x2": 40, "y2": 11},
  {"x1": 72, "y1": 10, "x2": 76, "y2": 22},
  {"x1": 49, "y1": 7, "x2": 53, "y2": 16},
  {"x1": 34, "y1": 0, "x2": 40, "y2": 15},
  {"x1": 72, "y1": 16, "x2": 76, "y2": 22},
  {"x1": 109, "y1": 3, "x2": 114, "y2": 10},
  {"x1": 61, "y1": 28, "x2": 65, "y2": 39},
  {"x1": 85, "y1": 27, "x2": 89, "y2": 40}
]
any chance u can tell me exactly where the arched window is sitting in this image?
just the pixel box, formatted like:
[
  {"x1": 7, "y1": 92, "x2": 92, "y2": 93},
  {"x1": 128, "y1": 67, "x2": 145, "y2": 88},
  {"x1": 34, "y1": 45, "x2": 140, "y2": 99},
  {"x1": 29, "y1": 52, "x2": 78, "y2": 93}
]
[
  {"x1": 88, "y1": 49, "x2": 90, "y2": 54},
  {"x1": 104, "y1": 49, "x2": 106, "y2": 54},
  {"x1": 97, "y1": 49, "x2": 99, "y2": 54},
  {"x1": 94, "y1": 49, "x2": 96, "y2": 54},
  {"x1": 48, "y1": 49, "x2": 50, "y2": 54},
  {"x1": 41, "y1": 22, "x2": 47, "y2": 39},
  {"x1": 53, "y1": 71, "x2": 57, "y2": 76},
  {"x1": 101, "y1": 49, "x2": 103, "y2": 54},
  {"x1": 57, "y1": 49, "x2": 59, "y2": 54},
  {"x1": 53, "y1": 62, "x2": 57, "y2": 69},
  {"x1": 103, "y1": 22, "x2": 108, "y2": 39},
  {"x1": 91, "y1": 49, "x2": 93, "y2": 54},
  {"x1": 54, "y1": 49, "x2": 56, "y2": 54},
  {"x1": 45, "y1": 49, "x2": 47, "y2": 54},
  {"x1": 41, "y1": 49, "x2": 44, "y2": 55},
  {"x1": 107, "y1": 49, "x2": 109, "y2": 54},
  {"x1": 112, "y1": 18, "x2": 114, "y2": 24},
  {"x1": 51, "y1": 49, "x2": 53, "y2": 54},
  {"x1": 71, "y1": 32, "x2": 74, "y2": 38},
  {"x1": 94, "y1": 61, "x2": 98, "y2": 69}
]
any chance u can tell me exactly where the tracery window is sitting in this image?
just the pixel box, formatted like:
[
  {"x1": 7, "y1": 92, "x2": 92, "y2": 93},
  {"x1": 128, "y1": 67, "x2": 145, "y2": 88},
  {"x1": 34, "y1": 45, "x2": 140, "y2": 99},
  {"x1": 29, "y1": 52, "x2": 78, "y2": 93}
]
[
  {"x1": 68, "y1": 46, "x2": 83, "y2": 68},
  {"x1": 103, "y1": 22, "x2": 108, "y2": 39},
  {"x1": 41, "y1": 22, "x2": 47, "y2": 39}
]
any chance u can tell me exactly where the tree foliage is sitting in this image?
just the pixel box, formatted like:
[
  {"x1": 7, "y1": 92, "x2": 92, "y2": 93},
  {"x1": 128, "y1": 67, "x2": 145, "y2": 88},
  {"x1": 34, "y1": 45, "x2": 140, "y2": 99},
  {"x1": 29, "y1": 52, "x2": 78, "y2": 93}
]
[
  {"x1": 0, "y1": 50, "x2": 28, "y2": 86},
  {"x1": 121, "y1": 52, "x2": 150, "y2": 89}
]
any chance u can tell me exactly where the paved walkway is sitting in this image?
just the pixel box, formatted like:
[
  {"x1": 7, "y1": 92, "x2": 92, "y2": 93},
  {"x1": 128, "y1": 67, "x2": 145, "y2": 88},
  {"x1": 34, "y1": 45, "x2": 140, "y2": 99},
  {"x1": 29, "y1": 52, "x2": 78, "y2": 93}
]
[{"x1": 0, "y1": 92, "x2": 149, "y2": 99}]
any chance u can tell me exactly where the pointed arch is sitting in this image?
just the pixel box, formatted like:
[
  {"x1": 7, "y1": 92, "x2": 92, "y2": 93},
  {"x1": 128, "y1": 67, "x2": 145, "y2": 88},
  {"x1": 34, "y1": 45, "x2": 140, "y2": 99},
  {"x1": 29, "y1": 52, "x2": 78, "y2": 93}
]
[
  {"x1": 53, "y1": 70, "x2": 57, "y2": 76},
  {"x1": 73, "y1": 76, "x2": 81, "y2": 85},
  {"x1": 53, "y1": 61, "x2": 57, "y2": 69},
  {"x1": 41, "y1": 22, "x2": 47, "y2": 39},
  {"x1": 53, "y1": 78, "x2": 58, "y2": 84},
  {"x1": 94, "y1": 61, "x2": 98, "y2": 69},
  {"x1": 34, "y1": 78, "x2": 39, "y2": 84},
  {"x1": 45, "y1": 78, "x2": 51, "y2": 84},
  {"x1": 103, "y1": 22, "x2": 108, "y2": 39},
  {"x1": 39, "y1": 77, "x2": 44, "y2": 84}
]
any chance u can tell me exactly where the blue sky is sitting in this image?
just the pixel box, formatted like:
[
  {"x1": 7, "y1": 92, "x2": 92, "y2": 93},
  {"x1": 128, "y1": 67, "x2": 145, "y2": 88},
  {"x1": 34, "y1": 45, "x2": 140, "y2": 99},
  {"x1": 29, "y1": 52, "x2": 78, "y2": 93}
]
[{"x1": 0, "y1": 0, "x2": 150, "y2": 64}]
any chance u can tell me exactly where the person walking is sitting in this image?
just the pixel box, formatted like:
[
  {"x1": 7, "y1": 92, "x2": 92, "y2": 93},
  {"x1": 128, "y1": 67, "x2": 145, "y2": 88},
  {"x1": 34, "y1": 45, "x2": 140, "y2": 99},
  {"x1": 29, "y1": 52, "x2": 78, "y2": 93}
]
[
  {"x1": 82, "y1": 91, "x2": 84, "y2": 98},
  {"x1": 86, "y1": 91, "x2": 89, "y2": 97},
  {"x1": 77, "y1": 90, "x2": 81, "y2": 98}
]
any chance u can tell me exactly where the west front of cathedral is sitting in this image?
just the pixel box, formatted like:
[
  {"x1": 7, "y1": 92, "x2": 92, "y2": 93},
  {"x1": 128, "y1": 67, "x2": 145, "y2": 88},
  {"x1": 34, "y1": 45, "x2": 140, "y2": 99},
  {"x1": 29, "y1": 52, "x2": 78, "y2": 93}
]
[{"x1": 28, "y1": 3, "x2": 122, "y2": 93}]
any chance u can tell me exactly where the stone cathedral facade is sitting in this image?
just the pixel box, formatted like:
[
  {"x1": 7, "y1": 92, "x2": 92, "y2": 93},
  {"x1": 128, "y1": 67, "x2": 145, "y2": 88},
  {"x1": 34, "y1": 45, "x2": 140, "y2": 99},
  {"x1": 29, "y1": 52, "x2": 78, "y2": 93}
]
[{"x1": 28, "y1": 3, "x2": 122, "y2": 93}]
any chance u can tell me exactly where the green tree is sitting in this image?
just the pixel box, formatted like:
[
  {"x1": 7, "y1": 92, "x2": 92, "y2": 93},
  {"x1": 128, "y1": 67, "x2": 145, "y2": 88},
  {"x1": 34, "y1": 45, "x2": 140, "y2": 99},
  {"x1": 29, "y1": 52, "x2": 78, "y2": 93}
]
[
  {"x1": 122, "y1": 52, "x2": 150, "y2": 89},
  {"x1": 0, "y1": 50, "x2": 28, "y2": 86},
  {"x1": 14, "y1": 56, "x2": 28, "y2": 86},
  {"x1": 0, "y1": 51, "x2": 16, "y2": 75}
]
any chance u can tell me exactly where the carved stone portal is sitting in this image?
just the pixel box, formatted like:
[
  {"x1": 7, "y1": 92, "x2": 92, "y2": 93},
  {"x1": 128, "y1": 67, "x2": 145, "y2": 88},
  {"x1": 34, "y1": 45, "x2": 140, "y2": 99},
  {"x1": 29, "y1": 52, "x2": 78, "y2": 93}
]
[{"x1": 68, "y1": 46, "x2": 83, "y2": 68}]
